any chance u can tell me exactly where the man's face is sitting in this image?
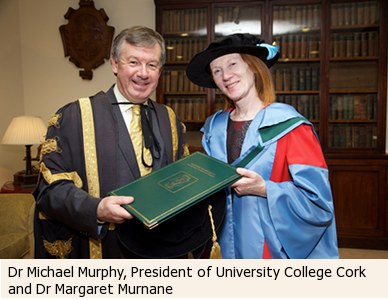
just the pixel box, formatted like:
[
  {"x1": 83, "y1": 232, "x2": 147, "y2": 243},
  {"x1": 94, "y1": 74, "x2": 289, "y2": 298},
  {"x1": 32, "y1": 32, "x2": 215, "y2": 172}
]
[{"x1": 111, "y1": 42, "x2": 162, "y2": 103}]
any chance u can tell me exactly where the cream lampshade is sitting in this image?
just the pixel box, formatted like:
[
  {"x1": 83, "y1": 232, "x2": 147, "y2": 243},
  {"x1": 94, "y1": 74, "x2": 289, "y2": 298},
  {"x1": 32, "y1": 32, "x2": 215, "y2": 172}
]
[{"x1": 1, "y1": 115, "x2": 47, "y2": 187}]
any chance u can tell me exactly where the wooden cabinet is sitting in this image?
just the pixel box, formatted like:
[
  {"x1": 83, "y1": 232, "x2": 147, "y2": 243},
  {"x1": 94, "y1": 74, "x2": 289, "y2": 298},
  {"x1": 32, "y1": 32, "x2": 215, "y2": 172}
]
[
  {"x1": 327, "y1": 157, "x2": 388, "y2": 249},
  {"x1": 155, "y1": 0, "x2": 388, "y2": 249},
  {"x1": 0, "y1": 181, "x2": 35, "y2": 194}
]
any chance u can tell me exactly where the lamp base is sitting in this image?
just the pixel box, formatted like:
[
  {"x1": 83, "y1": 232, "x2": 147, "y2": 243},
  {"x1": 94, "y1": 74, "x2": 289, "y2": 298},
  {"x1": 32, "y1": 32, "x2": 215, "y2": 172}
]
[{"x1": 13, "y1": 170, "x2": 39, "y2": 188}]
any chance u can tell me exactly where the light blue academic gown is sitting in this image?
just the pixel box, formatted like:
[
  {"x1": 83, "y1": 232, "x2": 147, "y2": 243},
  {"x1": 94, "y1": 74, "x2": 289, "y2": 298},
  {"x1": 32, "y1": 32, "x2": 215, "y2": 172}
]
[{"x1": 201, "y1": 103, "x2": 339, "y2": 259}]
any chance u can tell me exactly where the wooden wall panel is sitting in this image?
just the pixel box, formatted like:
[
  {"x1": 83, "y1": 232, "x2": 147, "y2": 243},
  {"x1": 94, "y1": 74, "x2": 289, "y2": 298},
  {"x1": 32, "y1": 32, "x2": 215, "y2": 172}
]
[{"x1": 327, "y1": 160, "x2": 388, "y2": 249}]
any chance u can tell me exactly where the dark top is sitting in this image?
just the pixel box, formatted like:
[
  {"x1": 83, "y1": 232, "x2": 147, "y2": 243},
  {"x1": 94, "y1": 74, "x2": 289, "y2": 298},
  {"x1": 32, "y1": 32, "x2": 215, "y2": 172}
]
[{"x1": 227, "y1": 117, "x2": 252, "y2": 164}]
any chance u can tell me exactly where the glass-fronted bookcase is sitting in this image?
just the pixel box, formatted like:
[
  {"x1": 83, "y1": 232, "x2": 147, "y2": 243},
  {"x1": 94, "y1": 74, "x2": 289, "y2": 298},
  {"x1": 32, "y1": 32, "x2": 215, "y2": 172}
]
[
  {"x1": 161, "y1": 7, "x2": 208, "y2": 128},
  {"x1": 272, "y1": 0, "x2": 382, "y2": 152},
  {"x1": 156, "y1": 1, "x2": 267, "y2": 147},
  {"x1": 155, "y1": 0, "x2": 388, "y2": 249},
  {"x1": 271, "y1": 2, "x2": 322, "y2": 140},
  {"x1": 328, "y1": 1, "x2": 380, "y2": 150},
  {"x1": 155, "y1": 0, "x2": 386, "y2": 154}
]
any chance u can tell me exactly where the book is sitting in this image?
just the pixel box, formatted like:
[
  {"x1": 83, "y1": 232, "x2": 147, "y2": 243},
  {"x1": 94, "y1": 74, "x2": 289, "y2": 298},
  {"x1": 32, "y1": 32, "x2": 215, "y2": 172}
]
[{"x1": 109, "y1": 152, "x2": 240, "y2": 229}]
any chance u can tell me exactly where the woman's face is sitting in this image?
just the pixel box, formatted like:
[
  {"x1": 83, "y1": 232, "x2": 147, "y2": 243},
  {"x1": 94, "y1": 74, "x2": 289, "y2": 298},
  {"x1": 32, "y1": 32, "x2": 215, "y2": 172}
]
[{"x1": 210, "y1": 53, "x2": 256, "y2": 103}]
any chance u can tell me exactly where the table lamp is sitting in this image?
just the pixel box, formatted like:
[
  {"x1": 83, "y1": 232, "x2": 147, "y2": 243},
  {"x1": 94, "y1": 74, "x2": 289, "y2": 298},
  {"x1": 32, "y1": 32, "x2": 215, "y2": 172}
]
[{"x1": 1, "y1": 115, "x2": 47, "y2": 187}]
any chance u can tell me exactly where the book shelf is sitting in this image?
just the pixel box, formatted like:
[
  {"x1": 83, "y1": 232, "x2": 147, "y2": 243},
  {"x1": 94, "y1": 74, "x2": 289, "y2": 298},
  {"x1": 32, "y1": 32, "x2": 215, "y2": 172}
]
[
  {"x1": 272, "y1": 2, "x2": 322, "y2": 136},
  {"x1": 328, "y1": 1, "x2": 380, "y2": 150},
  {"x1": 155, "y1": 0, "x2": 388, "y2": 249}
]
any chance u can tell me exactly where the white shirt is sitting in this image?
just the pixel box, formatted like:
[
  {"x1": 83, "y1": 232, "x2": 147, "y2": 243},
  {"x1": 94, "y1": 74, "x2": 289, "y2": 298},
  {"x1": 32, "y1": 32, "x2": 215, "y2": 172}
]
[{"x1": 113, "y1": 85, "x2": 136, "y2": 129}]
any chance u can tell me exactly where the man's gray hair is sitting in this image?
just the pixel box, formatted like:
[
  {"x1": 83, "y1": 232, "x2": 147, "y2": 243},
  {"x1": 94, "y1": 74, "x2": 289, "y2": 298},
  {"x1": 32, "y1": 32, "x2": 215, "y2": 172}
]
[{"x1": 111, "y1": 26, "x2": 166, "y2": 67}]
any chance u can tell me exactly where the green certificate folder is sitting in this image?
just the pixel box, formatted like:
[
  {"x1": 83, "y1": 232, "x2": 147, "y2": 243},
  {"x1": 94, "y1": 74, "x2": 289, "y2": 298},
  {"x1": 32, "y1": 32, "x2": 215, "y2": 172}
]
[{"x1": 109, "y1": 152, "x2": 240, "y2": 229}]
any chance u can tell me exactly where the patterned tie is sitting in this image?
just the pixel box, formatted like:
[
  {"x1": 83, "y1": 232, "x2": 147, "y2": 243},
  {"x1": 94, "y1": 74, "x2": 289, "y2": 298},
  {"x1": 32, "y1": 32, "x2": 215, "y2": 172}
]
[{"x1": 129, "y1": 105, "x2": 152, "y2": 176}]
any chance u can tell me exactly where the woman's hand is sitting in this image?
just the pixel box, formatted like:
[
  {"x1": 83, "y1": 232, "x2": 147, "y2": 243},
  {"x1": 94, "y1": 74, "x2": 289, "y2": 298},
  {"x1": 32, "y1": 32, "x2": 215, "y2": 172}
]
[{"x1": 230, "y1": 167, "x2": 267, "y2": 197}]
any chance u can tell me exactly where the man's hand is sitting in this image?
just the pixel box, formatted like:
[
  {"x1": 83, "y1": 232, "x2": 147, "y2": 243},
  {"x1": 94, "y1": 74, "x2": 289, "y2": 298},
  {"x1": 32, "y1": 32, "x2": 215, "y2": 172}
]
[
  {"x1": 97, "y1": 196, "x2": 134, "y2": 224},
  {"x1": 230, "y1": 167, "x2": 267, "y2": 197}
]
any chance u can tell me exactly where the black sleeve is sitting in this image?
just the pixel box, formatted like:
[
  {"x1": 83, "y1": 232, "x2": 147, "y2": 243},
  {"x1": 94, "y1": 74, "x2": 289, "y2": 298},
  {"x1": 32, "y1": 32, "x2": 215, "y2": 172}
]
[{"x1": 33, "y1": 101, "x2": 101, "y2": 239}]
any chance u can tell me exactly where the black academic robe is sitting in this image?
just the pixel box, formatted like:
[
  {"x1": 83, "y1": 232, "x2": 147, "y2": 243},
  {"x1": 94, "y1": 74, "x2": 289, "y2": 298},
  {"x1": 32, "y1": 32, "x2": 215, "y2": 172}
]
[{"x1": 33, "y1": 86, "x2": 186, "y2": 258}]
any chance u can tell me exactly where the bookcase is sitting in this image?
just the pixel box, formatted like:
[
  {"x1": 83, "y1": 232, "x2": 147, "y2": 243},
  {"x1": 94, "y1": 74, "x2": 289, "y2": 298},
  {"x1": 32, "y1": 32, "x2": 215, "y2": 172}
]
[
  {"x1": 328, "y1": 1, "x2": 380, "y2": 150},
  {"x1": 155, "y1": 0, "x2": 388, "y2": 249},
  {"x1": 271, "y1": 2, "x2": 322, "y2": 140}
]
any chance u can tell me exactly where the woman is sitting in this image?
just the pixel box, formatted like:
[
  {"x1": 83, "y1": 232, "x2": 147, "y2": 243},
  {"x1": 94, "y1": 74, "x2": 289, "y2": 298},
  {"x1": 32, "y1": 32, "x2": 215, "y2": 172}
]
[{"x1": 186, "y1": 33, "x2": 339, "y2": 259}]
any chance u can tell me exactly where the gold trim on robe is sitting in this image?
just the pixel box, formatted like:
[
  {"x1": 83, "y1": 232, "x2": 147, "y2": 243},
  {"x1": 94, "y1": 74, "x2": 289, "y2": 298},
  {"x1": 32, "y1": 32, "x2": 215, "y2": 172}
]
[
  {"x1": 40, "y1": 162, "x2": 83, "y2": 188},
  {"x1": 48, "y1": 113, "x2": 62, "y2": 128},
  {"x1": 79, "y1": 97, "x2": 103, "y2": 259}
]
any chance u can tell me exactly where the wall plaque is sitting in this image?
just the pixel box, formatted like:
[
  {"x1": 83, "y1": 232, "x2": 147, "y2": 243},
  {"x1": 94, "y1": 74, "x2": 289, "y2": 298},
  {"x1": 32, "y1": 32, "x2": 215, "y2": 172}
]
[{"x1": 59, "y1": 0, "x2": 115, "y2": 80}]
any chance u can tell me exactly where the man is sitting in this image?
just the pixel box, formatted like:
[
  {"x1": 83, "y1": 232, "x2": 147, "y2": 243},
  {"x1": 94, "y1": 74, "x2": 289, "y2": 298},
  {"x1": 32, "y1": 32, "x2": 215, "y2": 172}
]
[{"x1": 33, "y1": 26, "x2": 198, "y2": 258}]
